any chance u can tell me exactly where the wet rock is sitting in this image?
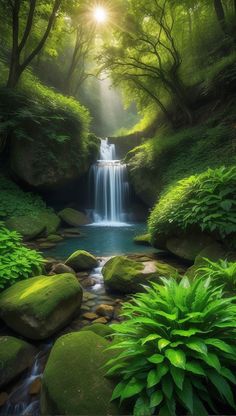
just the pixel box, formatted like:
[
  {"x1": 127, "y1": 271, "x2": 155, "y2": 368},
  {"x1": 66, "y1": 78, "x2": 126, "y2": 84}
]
[
  {"x1": 82, "y1": 312, "x2": 99, "y2": 321},
  {"x1": 29, "y1": 377, "x2": 42, "y2": 395},
  {"x1": 81, "y1": 277, "x2": 96, "y2": 288},
  {"x1": 83, "y1": 292, "x2": 97, "y2": 301},
  {"x1": 6, "y1": 216, "x2": 46, "y2": 241},
  {"x1": 65, "y1": 250, "x2": 98, "y2": 271},
  {"x1": 0, "y1": 274, "x2": 83, "y2": 340},
  {"x1": 51, "y1": 263, "x2": 75, "y2": 275},
  {"x1": 58, "y1": 208, "x2": 90, "y2": 227},
  {"x1": 39, "y1": 242, "x2": 57, "y2": 249},
  {"x1": 93, "y1": 317, "x2": 109, "y2": 324},
  {"x1": 96, "y1": 304, "x2": 114, "y2": 318},
  {"x1": 40, "y1": 331, "x2": 121, "y2": 415},
  {"x1": 0, "y1": 336, "x2": 35, "y2": 388},
  {"x1": 46, "y1": 235, "x2": 63, "y2": 243},
  {"x1": 166, "y1": 232, "x2": 215, "y2": 262},
  {"x1": 84, "y1": 300, "x2": 96, "y2": 307},
  {"x1": 77, "y1": 272, "x2": 89, "y2": 279}
]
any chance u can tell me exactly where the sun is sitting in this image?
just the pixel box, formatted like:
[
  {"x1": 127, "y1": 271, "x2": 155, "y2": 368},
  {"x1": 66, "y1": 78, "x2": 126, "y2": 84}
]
[{"x1": 94, "y1": 6, "x2": 108, "y2": 24}]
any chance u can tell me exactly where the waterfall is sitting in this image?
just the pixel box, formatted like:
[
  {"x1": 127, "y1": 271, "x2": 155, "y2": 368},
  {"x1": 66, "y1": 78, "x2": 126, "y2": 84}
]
[{"x1": 89, "y1": 138, "x2": 130, "y2": 225}]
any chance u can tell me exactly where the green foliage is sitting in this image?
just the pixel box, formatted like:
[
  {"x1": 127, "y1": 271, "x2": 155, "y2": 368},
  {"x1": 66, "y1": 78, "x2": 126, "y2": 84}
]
[
  {"x1": 106, "y1": 277, "x2": 236, "y2": 416},
  {"x1": 0, "y1": 176, "x2": 50, "y2": 220},
  {"x1": 197, "y1": 259, "x2": 236, "y2": 293},
  {"x1": 148, "y1": 166, "x2": 236, "y2": 245},
  {"x1": 0, "y1": 223, "x2": 44, "y2": 290}
]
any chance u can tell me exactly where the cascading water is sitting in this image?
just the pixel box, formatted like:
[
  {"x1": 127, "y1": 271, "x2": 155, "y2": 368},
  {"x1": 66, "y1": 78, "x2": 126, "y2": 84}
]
[{"x1": 89, "y1": 138, "x2": 130, "y2": 225}]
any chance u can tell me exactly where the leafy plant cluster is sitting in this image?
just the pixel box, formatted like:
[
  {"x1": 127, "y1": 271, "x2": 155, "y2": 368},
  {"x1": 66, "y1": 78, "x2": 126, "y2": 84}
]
[
  {"x1": 148, "y1": 166, "x2": 236, "y2": 245},
  {"x1": 107, "y1": 276, "x2": 236, "y2": 416},
  {"x1": 0, "y1": 176, "x2": 50, "y2": 220},
  {"x1": 0, "y1": 223, "x2": 44, "y2": 290},
  {"x1": 196, "y1": 259, "x2": 236, "y2": 294}
]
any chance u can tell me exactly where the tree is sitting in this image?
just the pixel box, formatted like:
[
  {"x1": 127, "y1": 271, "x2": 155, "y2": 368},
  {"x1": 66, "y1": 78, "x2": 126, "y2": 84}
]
[{"x1": 4, "y1": 0, "x2": 62, "y2": 88}]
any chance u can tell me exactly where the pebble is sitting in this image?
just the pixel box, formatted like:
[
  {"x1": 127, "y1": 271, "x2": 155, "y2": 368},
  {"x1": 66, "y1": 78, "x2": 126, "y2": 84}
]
[
  {"x1": 0, "y1": 392, "x2": 8, "y2": 407},
  {"x1": 93, "y1": 317, "x2": 109, "y2": 324},
  {"x1": 83, "y1": 292, "x2": 97, "y2": 301},
  {"x1": 84, "y1": 301, "x2": 96, "y2": 307},
  {"x1": 82, "y1": 278, "x2": 96, "y2": 288},
  {"x1": 82, "y1": 312, "x2": 99, "y2": 321},
  {"x1": 96, "y1": 304, "x2": 114, "y2": 318},
  {"x1": 29, "y1": 378, "x2": 42, "y2": 395}
]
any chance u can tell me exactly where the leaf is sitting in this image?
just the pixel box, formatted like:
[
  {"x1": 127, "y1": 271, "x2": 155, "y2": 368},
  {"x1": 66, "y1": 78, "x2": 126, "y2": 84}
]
[
  {"x1": 202, "y1": 352, "x2": 221, "y2": 372},
  {"x1": 134, "y1": 397, "x2": 152, "y2": 416},
  {"x1": 170, "y1": 366, "x2": 185, "y2": 389},
  {"x1": 148, "y1": 354, "x2": 164, "y2": 364},
  {"x1": 150, "y1": 391, "x2": 163, "y2": 408},
  {"x1": 121, "y1": 378, "x2": 145, "y2": 400},
  {"x1": 208, "y1": 370, "x2": 236, "y2": 409},
  {"x1": 205, "y1": 338, "x2": 235, "y2": 355},
  {"x1": 186, "y1": 338, "x2": 208, "y2": 355},
  {"x1": 177, "y1": 379, "x2": 193, "y2": 413},
  {"x1": 171, "y1": 328, "x2": 201, "y2": 337},
  {"x1": 111, "y1": 381, "x2": 126, "y2": 401},
  {"x1": 186, "y1": 361, "x2": 205, "y2": 376},
  {"x1": 162, "y1": 375, "x2": 174, "y2": 399},
  {"x1": 165, "y1": 349, "x2": 186, "y2": 369},
  {"x1": 158, "y1": 339, "x2": 171, "y2": 351},
  {"x1": 141, "y1": 334, "x2": 161, "y2": 345},
  {"x1": 147, "y1": 370, "x2": 159, "y2": 388}
]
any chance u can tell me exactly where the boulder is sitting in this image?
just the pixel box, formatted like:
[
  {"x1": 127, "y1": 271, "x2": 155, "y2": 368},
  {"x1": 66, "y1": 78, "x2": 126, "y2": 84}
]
[
  {"x1": 166, "y1": 233, "x2": 215, "y2": 262},
  {"x1": 6, "y1": 212, "x2": 61, "y2": 240},
  {"x1": 58, "y1": 208, "x2": 90, "y2": 226},
  {"x1": 40, "y1": 331, "x2": 121, "y2": 415},
  {"x1": 65, "y1": 250, "x2": 98, "y2": 271},
  {"x1": 0, "y1": 274, "x2": 83, "y2": 340},
  {"x1": 80, "y1": 323, "x2": 113, "y2": 338},
  {"x1": 51, "y1": 263, "x2": 75, "y2": 275},
  {"x1": 0, "y1": 336, "x2": 35, "y2": 388},
  {"x1": 102, "y1": 256, "x2": 178, "y2": 294}
]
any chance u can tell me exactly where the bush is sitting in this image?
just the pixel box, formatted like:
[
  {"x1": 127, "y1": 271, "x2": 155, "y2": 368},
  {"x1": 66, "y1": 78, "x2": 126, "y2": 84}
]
[
  {"x1": 148, "y1": 166, "x2": 236, "y2": 246},
  {"x1": 106, "y1": 277, "x2": 236, "y2": 416},
  {"x1": 0, "y1": 176, "x2": 50, "y2": 220},
  {"x1": 0, "y1": 223, "x2": 44, "y2": 290},
  {"x1": 197, "y1": 259, "x2": 236, "y2": 293}
]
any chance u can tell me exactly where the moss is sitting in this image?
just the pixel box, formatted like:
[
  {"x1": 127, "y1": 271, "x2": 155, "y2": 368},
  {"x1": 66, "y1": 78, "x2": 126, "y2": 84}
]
[
  {"x1": 0, "y1": 274, "x2": 83, "y2": 339},
  {"x1": 6, "y1": 215, "x2": 46, "y2": 240},
  {"x1": 58, "y1": 208, "x2": 89, "y2": 227},
  {"x1": 133, "y1": 233, "x2": 151, "y2": 246},
  {"x1": 80, "y1": 323, "x2": 114, "y2": 338},
  {"x1": 41, "y1": 331, "x2": 121, "y2": 415},
  {"x1": 0, "y1": 336, "x2": 35, "y2": 388},
  {"x1": 37, "y1": 212, "x2": 61, "y2": 235},
  {"x1": 65, "y1": 250, "x2": 97, "y2": 271}
]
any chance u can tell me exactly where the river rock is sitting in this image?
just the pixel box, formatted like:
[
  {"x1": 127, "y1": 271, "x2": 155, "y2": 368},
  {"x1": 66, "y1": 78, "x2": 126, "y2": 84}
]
[
  {"x1": 166, "y1": 232, "x2": 215, "y2": 261},
  {"x1": 51, "y1": 263, "x2": 75, "y2": 275},
  {"x1": 96, "y1": 304, "x2": 114, "y2": 318},
  {"x1": 40, "y1": 331, "x2": 121, "y2": 415},
  {"x1": 102, "y1": 256, "x2": 178, "y2": 294},
  {"x1": 0, "y1": 336, "x2": 35, "y2": 388},
  {"x1": 29, "y1": 377, "x2": 42, "y2": 395},
  {"x1": 65, "y1": 250, "x2": 98, "y2": 271},
  {"x1": 0, "y1": 274, "x2": 83, "y2": 340},
  {"x1": 58, "y1": 208, "x2": 90, "y2": 226},
  {"x1": 82, "y1": 312, "x2": 99, "y2": 321},
  {"x1": 6, "y1": 215, "x2": 46, "y2": 241},
  {"x1": 46, "y1": 234, "x2": 63, "y2": 243}
]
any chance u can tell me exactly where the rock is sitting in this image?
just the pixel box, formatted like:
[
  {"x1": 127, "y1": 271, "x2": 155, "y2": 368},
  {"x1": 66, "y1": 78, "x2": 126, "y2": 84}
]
[
  {"x1": 83, "y1": 292, "x2": 97, "y2": 301},
  {"x1": 81, "y1": 277, "x2": 96, "y2": 288},
  {"x1": 62, "y1": 227, "x2": 83, "y2": 235},
  {"x1": 95, "y1": 304, "x2": 114, "y2": 318},
  {"x1": 65, "y1": 250, "x2": 98, "y2": 271},
  {"x1": 82, "y1": 312, "x2": 99, "y2": 321},
  {"x1": 29, "y1": 377, "x2": 42, "y2": 395},
  {"x1": 0, "y1": 392, "x2": 8, "y2": 407},
  {"x1": 102, "y1": 256, "x2": 177, "y2": 294},
  {"x1": 93, "y1": 317, "x2": 109, "y2": 324},
  {"x1": 40, "y1": 331, "x2": 121, "y2": 415},
  {"x1": 51, "y1": 263, "x2": 75, "y2": 275},
  {"x1": 80, "y1": 323, "x2": 113, "y2": 337},
  {"x1": 37, "y1": 212, "x2": 61, "y2": 236},
  {"x1": 58, "y1": 208, "x2": 90, "y2": 227},
  {"x1": 39, "y1": 242, "x2": 56, "y2": 249},
  {"x1": 0, "y1": 274, "x2": 83, "y2": 340},
  {"x1": 46, "y1": 235, "x2": 63, "y2": 243},
  {"x1": 166, "y1": 233, "x2": 215, "y2": 262},
  {"x1": 133, "y1": 233, "x2": 151, "y2": 246},
  {"x1": 6, "y1": 215, "x2": 46, "y2": 241},
  {"x1": 0, "y1": 336, "x2": 35, "y2": 388}
]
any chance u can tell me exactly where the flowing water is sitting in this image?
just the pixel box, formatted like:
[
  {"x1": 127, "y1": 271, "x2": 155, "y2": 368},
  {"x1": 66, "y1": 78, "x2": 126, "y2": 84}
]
[{"x1": 89, "y1": 138, "x2": 130, "y2": 225}]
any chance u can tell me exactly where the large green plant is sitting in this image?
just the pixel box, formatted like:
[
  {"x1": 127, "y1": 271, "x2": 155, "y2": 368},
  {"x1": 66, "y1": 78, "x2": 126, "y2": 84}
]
[
  {"x1": 0, "y1": 223, "x2": 44, "y2": 289},
  {"x1": 106, "y1": 278, "x2": 236, "y2": 416},
  {"x1": 148, "y1": 166, "x2": 236, "y2": 245},
  {"x1": 197, "y1": 259, "x2": 236, "y2": 293}
]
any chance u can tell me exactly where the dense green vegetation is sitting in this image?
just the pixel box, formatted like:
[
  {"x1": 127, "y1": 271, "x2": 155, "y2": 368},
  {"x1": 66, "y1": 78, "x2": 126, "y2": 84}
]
[{"x1": 107, "y1": 277, "x2": 236, "y2": 416}]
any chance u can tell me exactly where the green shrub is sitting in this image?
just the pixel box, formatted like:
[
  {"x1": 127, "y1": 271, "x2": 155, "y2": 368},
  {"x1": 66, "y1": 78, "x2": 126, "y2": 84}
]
[
  {"x1": 0, "y1": 223, "x2": 44, "y2": 290},
  {"x1": 148, "y1": 166, "x2": 236, "y2": 245},
  {"x1": 0, "y1": 176, "x2": 50, "y2": 219},
  {"x1": 106, "y1": 277, "x2": 236, "y2": 416},
  {"x1": 197, "y1": 259, "x2": 236, "y2": 293}
]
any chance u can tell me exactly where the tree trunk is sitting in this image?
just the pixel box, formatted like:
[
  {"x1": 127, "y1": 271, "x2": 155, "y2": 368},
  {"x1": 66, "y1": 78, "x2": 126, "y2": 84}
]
[{"x1": 214, "y1": 0, "x2": 227, "y2": 33}]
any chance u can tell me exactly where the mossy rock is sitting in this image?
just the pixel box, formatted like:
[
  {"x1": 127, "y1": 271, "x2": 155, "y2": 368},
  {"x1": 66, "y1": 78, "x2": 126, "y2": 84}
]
[
  {"x1": 0, "y1": 336, "x2": 36, "y2": 388},
  {"x1": 46, "y1": 234, "x2": 63, "y2": 243},
  {"x1": 0, "y1": 274, "x2": 83, "y2": 340},
  {"x1": 58, "y1": 208, "x2": 90, "y2": 227},
  {"x1": 133, "y1": 233, "x2": 151, "y2": 246},
  {"x1": 80, "y1": 323, "x2": 114, "y2": 338},
  {"x1": 6, "y1": 215, "x2": 46, "y2": 241},
  {"x1": 102, "y1": 256, "x2": 177, "y2": 294},
  {"x1": 40, "y1": 331, "x2": 121, "y2": 415},
  {"x1": 65, "y1": 250, "x2": 98, "y2": 271},
  {"x1": 166, "y1": 233, "x2": 215, "y2": 262},
  {"x1": 37, "y1": 212, "x2": 61, "y2": 236}
]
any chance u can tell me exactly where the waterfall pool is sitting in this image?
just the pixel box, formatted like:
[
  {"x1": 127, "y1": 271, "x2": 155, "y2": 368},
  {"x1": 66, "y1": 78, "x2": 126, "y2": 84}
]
[{"x1": 43, "y1": 223, "x2": 157, "y2": 259}]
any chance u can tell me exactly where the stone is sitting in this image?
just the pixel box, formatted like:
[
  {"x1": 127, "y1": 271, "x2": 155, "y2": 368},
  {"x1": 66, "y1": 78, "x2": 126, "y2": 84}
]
[
  {"x1": 29, "y1": 377, "x2": 42, "y2": 395},
  {"x1": 82, "y1": 312, "x2": 99, "y2": 321},
  {"x1": 166, "y1": 233, "x2": 215, "y2": 262},
  {"x1": 46, "y1": 235, "x2": 63, "y2": 243},
  {"x1": 83, "y1": 292, "x2": 97, "y2": 301},
  {"x1": 102, "y1": 256, "x2": 178, "y2": 294},
  {"x1": 0, "y1": 274, "x2": 83, "y2": 340},
  {"x1": 51, "y1": 263, "x2": 75, "y2": 275},
  {"x1": 81, "y1": 277, "x2": 96, "y2": 288},
  {"x1": 40, "y1": 331, "x2": 121, "y2": 415},
  {"x1": 133, "y1": 233, "x2": 151, "y2": 246},
  {"x1": 6, "y1": 215, "x2": 46, "y2": 241},
  {"x1": 37, "y1": 212, "x2": 61, "y2": 236},
  {"x1": 80, "y1": 323, "x2": 113, "y2": 337},
  {"x1": 65, "y1": 250, "x2": 98, "y2": 271},
  {"x1": 93, "y1": 317, "x2": 109, "y2": 324},
  {"x1": 39, "y1": 242, "x2": 56, "y2": 249},
  {"x1": 58, "y1": 208, "x2": 90, "y2": 227},
  {"x1": 95, "y1": 304, "x2": 114, "y2": 318},
  {"x1": 0, "y1": 336, "x2": 35, "y2": 388}
]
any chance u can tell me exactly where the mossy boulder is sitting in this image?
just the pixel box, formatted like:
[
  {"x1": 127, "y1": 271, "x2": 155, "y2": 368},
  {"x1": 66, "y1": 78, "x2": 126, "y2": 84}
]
[
  {"x1": 0, "y1": 336, "x2": 36, "y2": 388},
  {"x1": 65, "y1": 250, "x2": 98, "y2": 271},
  {"x1": 0, "y1": 274, "x2": 83, "y2": 340},
  {"x1": 133, "y1": 233, "x2": 151, "y2": 246},
  {"x1": 40, "y1": 331, "x2": 121, "y2": 415},
  {"x1": 6, "y1": 212, "x2": 60, "y2": 240},
  {"x1": 102, "y1": 256, "x2": 177, "y2": 294},
  {"x1": 58, "y1": 208, "x2": 90, "y2": 227},
  {"x1": 80, "y1": 323, "x2": 114, "y2": 338},
  {"x1": 166, "y1": 232, "x2": 215, "y2": 262}
]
